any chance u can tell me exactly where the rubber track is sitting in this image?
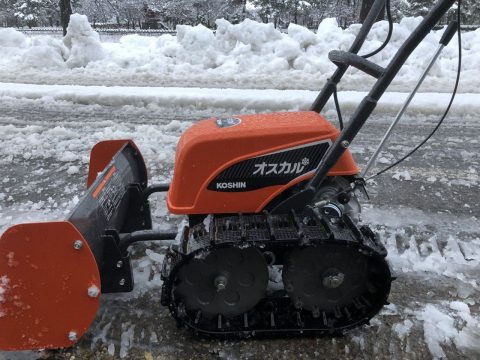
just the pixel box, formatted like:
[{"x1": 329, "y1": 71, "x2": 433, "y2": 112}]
[{"x1": 160, "y1": 212, "x2": 392, "y2": 338}]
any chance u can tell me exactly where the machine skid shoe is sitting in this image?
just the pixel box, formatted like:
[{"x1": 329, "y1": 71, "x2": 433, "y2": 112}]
[{"x1": 0, "y1": 222, "x2": 100, "y2": 350}]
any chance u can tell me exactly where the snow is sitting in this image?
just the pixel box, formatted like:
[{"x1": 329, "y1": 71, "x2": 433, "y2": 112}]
[
  {"x1": 202, "y1": 214, "x2": 212, "y2": 233},
  {"x1": 416, "y1": 302, "x2": 480, "y2": 359},
  {"x1": 0, "y1": 28, "x2": 27, "y2": 48},
  {"x1": 287, "y1": 23, "x2": 318, "y2": 49},
  {"x1": 0, "y1": 16, "x2": 476, "y2": 91},
  {"x1": 0, "y1": 83, "x2": 479, "y2": 117},
  {"x1": 364, "y1": 206, "x2": 480, "y2": 283},
  {"x1": 107, "y1": 343, "x2": 115, "y2": 356},
  {"x1": 6, "y1": 252, "x2": 18, "y2": 267},
  {"x1": 177, "y1": 24, "x2": 215, "y2": 52},
  {"x1": 67, "y1": 165, "x2": 80, "y2": 175},
  {"x1": 392, "y1": 170, "x2": 412, "y2": 181},
  {"x1": 392, "y1": 319, "x2": 413, "y2": 340},
  {"x1": 120, "y1": 323, "x2": 135, "y2": 358},
  {"x1": 145, "y1": 249, "x2": 164, "y2": 263},
  {"x1": 0, "y1": 276, "x2": 8, "y2": 305},
  {"x1": 87, "y1": 285, "x2": 100, "y2": 298},
  {"x1": 63, "y1": 14, "x2": 106, "y2": 68}
]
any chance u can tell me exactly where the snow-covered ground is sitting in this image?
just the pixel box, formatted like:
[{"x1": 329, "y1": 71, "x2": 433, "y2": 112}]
[
  {"x1": 0, "y1": 14, "x2": 477, "y2": 92},
  {"x1": 0, "y1": 85, "x2": 478, "y2": 359}
]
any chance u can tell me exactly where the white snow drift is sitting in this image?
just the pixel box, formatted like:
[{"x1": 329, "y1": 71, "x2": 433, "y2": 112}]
[{"x1": 0, "y1": 15, "x2": 477, "y2": 91}]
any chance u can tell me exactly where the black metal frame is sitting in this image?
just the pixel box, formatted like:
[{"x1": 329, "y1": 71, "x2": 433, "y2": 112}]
[{"x1": 272, "y1": 0, "x2": 457, "y2": 213}]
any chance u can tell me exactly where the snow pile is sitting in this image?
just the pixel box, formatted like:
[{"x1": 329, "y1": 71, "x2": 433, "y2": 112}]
[
  {"x1": 417, "y1": 302, "x2": 480, "y2": 358},
  {"x1": 63, "y1": 14, "x2": 106, "y2": 68},
  {"x1": 177, "y1": 24, "x2": 215, "y2": 52},
  {"x1": 287, "y1": 23, "x2": 318, "y2": 49},
  {"x1": 21, "y1": 37, "x2": 68, "y2": 70},
  {"x1": 0, "y1": 28, "x2": 27, "y2": 48},
  {"x1": 0, "y1": 16, "x2": 477, "y2": 91}
]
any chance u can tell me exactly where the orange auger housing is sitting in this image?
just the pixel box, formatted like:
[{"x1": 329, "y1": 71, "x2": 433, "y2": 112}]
[{"x1": 0, "y1": 140, "x2": 152, "y2": 350}]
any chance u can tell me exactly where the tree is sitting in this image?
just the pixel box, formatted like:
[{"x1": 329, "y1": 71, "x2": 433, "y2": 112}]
[
  {"x1": 462, "y1": 0, "x2": 480, "y2": 24},
  {"x1": 59, "y1": 0, "x2": 72, "y2": 34},
  {"x1": 0, "y1": 0, "x2": 18, "y2": 26},
  {"x1": 79, "y1": 0, "x2": 114, "y2": 26},
  {"x1": 14, "y1": 0, "x2": 43, "y2": 27}
]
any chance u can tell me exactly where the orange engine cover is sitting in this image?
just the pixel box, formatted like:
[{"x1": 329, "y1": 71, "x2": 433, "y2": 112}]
[{"x1": 167, "y1": 111, "x2": 359, "y2": 215}]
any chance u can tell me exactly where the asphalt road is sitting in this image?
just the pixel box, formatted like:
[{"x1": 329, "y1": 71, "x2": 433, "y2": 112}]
[{"x1": 0, "y1": 97, "x2": 478, "y2": 360}]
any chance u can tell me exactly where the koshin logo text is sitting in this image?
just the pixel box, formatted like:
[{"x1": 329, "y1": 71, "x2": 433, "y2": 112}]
[{"x1": 216, "y1": 182, "x2": 247, "y2": 189}]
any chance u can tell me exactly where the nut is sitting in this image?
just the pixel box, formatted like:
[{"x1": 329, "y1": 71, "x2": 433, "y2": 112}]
[
  {"x1": 73, "y1": 240, "x2": 83, "y2": 250},
  {"x1": 68, "y1": 331, "x2": 77, "y2": 342}
]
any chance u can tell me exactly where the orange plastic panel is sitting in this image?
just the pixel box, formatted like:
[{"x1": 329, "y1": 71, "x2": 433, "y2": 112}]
[
  {"x1": 167, "y1": 111, "x2": 359, "y2": 214},
  {"x1": 87, "y1": 139, "x2": 147, "y2": 188},
  {"x1": 0, "y1": 222, "x2": 101, "y2": 350}
]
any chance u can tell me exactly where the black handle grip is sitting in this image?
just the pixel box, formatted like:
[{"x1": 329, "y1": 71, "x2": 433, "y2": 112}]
[
  {"x1": 439, "y1": 21, "x2": 458, "y2": 46},
  {"x1": 329, "y1": 50, "x2": 385, "y2": 79}
]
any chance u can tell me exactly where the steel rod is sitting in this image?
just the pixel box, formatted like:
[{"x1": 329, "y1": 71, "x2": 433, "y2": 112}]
[{"x1": 360, "y1": 43, "x2": 445, "y2": 178}]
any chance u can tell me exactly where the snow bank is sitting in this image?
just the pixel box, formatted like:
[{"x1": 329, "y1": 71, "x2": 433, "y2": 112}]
[
  {"x1": 0, "y1": 28, "x2": 27, "y2": 48},
  {"x1": 0, "y1": 83, "x2": 479, "y2": 117},
  {"x1": 63, "y1": 14, "x2": 106, "y2": 68},
  {"x1": 22, "y1": 37, "x2": 68, "y2": 69},
  {"x1": 0, "y1": 17, "x2": 476, "y2": 91}
]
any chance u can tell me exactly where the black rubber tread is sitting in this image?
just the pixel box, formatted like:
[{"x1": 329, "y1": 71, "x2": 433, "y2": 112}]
[{"x1": 160, "y1": 212, "x2": 391, "y2": 338}]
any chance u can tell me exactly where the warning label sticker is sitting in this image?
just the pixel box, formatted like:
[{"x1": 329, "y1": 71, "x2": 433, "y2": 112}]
[{"x1": 92, "y1": 166, "x2": 125, "y2": 222}]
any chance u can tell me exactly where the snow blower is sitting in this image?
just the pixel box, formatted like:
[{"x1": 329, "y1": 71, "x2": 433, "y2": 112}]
[{"x1": 0, "y1": 0, "x2": 462, "y2": 350}]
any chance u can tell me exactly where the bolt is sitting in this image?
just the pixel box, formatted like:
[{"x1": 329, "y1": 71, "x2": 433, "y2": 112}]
[
  {"x1": 330, "y1": 217, "x2": 339, "y2": 224},
  {"x1": 73, "y1": 240, "x2": 83, "y2": 250},
  {"x1": 341, "y1": 140, "x2": 350, "y2": 148},
  {"x1": 87, "y1": 285, "x2": 100, "y2": 298},
  {"x1": 116, "y1": 260, "x2": 123, "y2": 268},
  {"x1": 119, "y1": 278, "x2": 125, "y2": 286},
  {"x1": 214, "y1": 275, "x2": 227, "y2": 292},
  {"x1": 294, "y1": 299, "x2": 303, "y2": 309},
  {"x1": 68, "y1": 331, "x2": 77, "y2": 342},
  {"x1": 323, "y1": 273, "x2": 345, "y2": 289}
]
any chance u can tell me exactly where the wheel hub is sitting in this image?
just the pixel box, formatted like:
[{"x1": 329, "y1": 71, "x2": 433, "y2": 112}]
[
  {"x1": 282, "y1": 245, "x2": 369, "y2": 312},
  {"x1": 174, "y1": 247, "x2": 268, "y2": 318}
]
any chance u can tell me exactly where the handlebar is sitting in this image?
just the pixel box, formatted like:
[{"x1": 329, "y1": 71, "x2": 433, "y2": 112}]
[{"x1": 310, "y1": 0, "x2": 387, "y2": 112}]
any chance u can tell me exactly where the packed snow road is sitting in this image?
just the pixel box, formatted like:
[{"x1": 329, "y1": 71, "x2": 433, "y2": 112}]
[{"x1": 0, "y1": 91, "x2": 479, "y2": 360}]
